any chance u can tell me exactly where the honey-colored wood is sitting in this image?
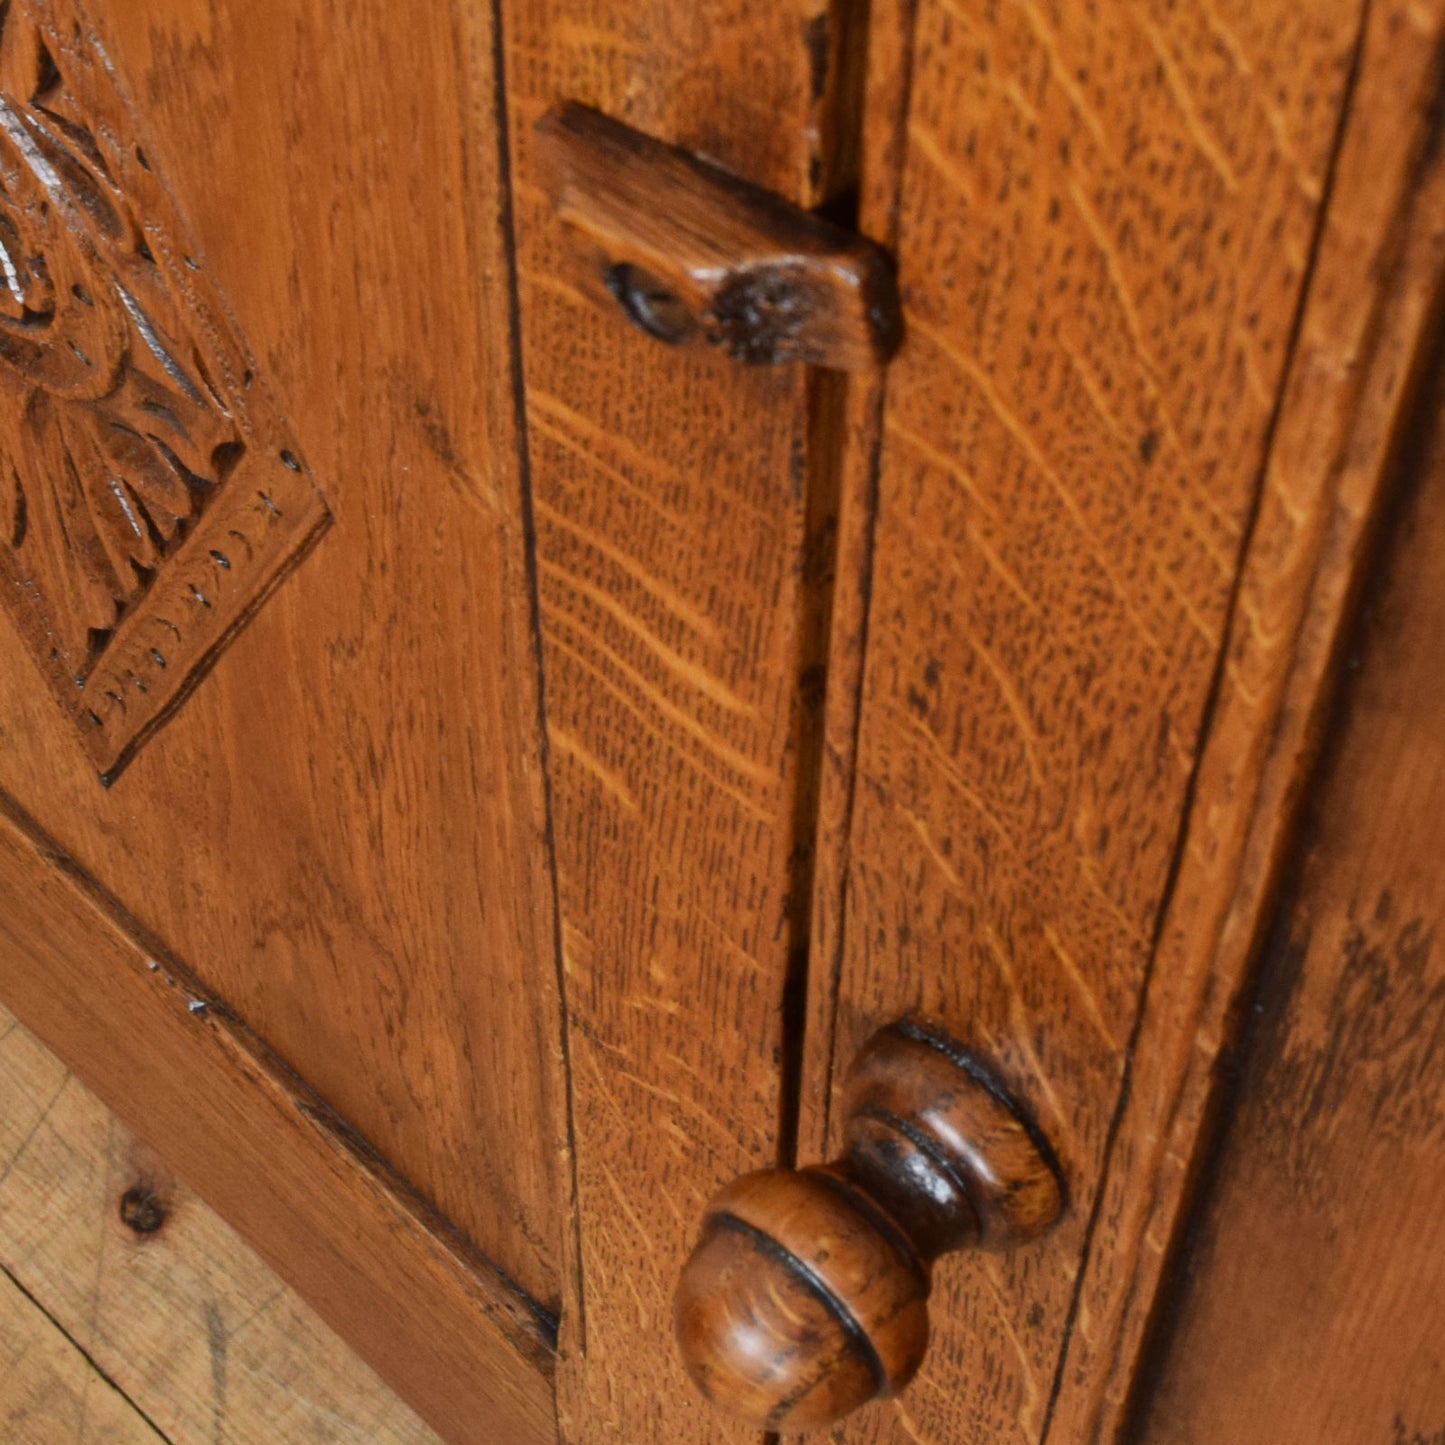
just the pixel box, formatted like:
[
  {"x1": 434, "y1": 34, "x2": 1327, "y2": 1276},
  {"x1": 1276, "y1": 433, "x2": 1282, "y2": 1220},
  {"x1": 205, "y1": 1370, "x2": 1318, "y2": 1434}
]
[
  {"x1": 675, "y1": 1021, "x2": 1063, "y2": 1431},
  {"x1": 1061, "y1": 5, "x2": 1445, "y2": 1436},
  {"x1": 536, "y1": 103, "x2": 901, "y2": 370},
  {"x1": 801, "y1": 3, "x2": 1383, "y2": 1442},
  {"x1": 1, "y1": 0, "x2": 1435, "y2": 1439},
  {"x1": 497, "y1": 2, "x2": 864, "y2": 1442},
  {"x1": 0, "y1": 0, "x2": 570, "y2": 1339},
  {"x1": 1130, "y1": 323, "x2": 1445, "y2": 1445},
  {"x1": 0, "y1": 1003, "x2": 440, "y2": 1443},
  {"x1": 678, "y1": 1171, "x2": 930, "y2": 1434},
  {"x1": 0, "y1": 794, "x2": 555, "y2": 1445}
]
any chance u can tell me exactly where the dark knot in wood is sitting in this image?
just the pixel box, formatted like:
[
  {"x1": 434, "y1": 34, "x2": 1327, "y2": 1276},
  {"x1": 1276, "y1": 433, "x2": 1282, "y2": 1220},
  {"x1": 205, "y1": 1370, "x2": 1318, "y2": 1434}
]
[
  {"x1": 118, "y1": 1184, "x2": 168, "y2": 1236},
  {"x1": 709, "y1": 265, "x2": 814, "y2": 366}
]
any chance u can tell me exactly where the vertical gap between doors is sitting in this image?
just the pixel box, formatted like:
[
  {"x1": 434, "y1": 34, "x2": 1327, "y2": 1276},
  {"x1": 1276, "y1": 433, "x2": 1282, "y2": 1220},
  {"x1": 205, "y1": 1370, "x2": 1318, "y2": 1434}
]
[
  {"x1": 773, "y1": 0, "x2": 876, "y2": 1184},
  {"x1": 775, "y1": 0, "x2": 923, "y2": 1223},
  {"x1": 775, "y1": 363, "x2": 853, "y2": 1179}
]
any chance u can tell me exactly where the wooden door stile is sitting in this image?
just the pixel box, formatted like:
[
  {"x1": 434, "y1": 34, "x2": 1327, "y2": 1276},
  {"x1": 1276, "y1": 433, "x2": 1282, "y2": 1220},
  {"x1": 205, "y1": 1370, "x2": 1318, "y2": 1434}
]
[
  {"x1": 491, "y1": 0, "x2": 877, "y2": 1439},
  {"x1": 1128, "y1": 269, "x2": 1445, "y2": 1445},
  {"x1": 1058, "y1": 6, "x2": 1445, "y2": 1438}
]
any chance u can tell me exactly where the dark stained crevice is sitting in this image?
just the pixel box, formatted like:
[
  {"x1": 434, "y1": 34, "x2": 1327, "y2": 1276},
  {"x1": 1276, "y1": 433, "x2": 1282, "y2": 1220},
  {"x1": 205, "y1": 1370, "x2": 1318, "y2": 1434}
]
[
  {"x1": 804, "y1": 0, "x2": 921, "y2": 1195},
  {"x1": 774, "y1": 0, "x2": 881, "y2": 1182},
  {"x1": 768, "y1": 13, "x2": 892, "y2": 1445},
  {"x1": 775, "y1": 363, "x2": 851, "y2": 1177}
]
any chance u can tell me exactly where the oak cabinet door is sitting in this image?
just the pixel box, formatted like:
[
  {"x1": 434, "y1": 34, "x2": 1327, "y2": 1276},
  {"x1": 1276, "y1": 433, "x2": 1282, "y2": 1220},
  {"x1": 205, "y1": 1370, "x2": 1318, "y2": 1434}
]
[{"x1": 790, "y1": 2, "x2": 1445, "y2": 1443}]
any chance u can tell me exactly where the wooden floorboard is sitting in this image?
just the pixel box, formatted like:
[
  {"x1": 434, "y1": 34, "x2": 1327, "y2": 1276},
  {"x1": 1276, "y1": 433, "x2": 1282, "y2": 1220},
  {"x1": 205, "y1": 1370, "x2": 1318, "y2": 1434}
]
[
  {"x1": 1, "y1": 1264, "x2": 164, "y2": 1445},
  {"x1": 0, "y1": 1003, "x2": 442, "y2": 1444}
]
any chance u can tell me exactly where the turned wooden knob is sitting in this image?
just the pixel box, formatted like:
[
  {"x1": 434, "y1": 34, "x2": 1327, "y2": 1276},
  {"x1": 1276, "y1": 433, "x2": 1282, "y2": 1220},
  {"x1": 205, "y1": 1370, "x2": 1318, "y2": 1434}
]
[{"x1": 673, "y1": 1020, "x2": 1065, "y2": 1431}]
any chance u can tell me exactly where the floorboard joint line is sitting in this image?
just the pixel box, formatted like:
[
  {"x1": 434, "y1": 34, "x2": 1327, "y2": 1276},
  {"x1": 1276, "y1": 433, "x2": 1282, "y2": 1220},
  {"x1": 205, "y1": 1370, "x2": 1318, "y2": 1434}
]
[{"x1": 0, "y1": 1259, "x2": 176, "y2": 1443}]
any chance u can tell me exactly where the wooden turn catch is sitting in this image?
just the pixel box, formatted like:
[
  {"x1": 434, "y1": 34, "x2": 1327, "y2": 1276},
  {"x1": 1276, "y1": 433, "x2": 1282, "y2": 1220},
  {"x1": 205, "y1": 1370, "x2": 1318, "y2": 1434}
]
[
  {"x1": 673, "y1": 1020, "x2": 1066, "y2": 1431},
  {"x1": 535, "y1": 102, "x2": 903, "y2": 370}
]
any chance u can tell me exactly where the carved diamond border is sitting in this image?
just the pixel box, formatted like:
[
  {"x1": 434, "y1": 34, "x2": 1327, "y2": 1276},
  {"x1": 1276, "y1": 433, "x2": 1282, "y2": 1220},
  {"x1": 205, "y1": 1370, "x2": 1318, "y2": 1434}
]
[{"x1": 0, "y1": 0, "x2": 331, "y2": 781}]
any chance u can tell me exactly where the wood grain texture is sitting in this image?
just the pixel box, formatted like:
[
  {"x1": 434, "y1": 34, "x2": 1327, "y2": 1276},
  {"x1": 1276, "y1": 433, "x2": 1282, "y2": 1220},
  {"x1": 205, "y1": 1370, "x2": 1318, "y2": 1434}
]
[
  {"x1": 1, "y1": 1266, "x2": 163, "y2": 1445},
  {"x1": 496, "y1": 1, "x2": 865, "y2": 1440},
  {"x1": 0, "y1": 794, "x2": 556, "y2": 1445},
  {"x1": 1060, "y1": 5, "x2": 1445, "y2": 1438},
  {"x1": 1131, "y1": 317, "x2": 1445, "y2": 1445},
  {"x1": 0, "y1": 1003, "x2": 440, "y2": 1444},
  {"x1": 0, "y1": 0, "x2": 569, "y2": 1324},
  {"x1": 801, "y1": 3, "x2": 1373, "y2": 1442}
]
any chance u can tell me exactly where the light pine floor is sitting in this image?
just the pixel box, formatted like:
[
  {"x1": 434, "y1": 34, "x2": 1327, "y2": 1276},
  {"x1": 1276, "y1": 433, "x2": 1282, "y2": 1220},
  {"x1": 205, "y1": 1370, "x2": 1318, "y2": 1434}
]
[{"x1": 0, "y1": 1002, "x2": 442, "y2": 1445}]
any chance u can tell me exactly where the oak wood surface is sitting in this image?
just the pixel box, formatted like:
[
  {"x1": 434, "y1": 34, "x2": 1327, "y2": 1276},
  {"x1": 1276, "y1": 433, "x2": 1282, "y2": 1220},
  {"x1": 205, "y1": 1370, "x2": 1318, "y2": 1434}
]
[
  {"x1": 0, "y1": 794, "x2": 555, "y2": 1445},
  {"x1": 0, "y1": 0, "x2": 569, "y2": 1325},
  {"x1": 0, "y1": 2, "x2": 333, "y2": 783},
  {"x1": 800, "y1": 3, "x2": 1377, "y2": 1442},
  {"x1": 0, "y1": 1002, "x2": 440, "y2": 1444},
  {"x1": 1063, "y1": 5, "x2": 1445, "y2": 1437},
  {"x1": 0, "y1": 2, "x2": 1432, "y2": 1441},
  {"x1": 1129, "y1": 318, "x2": 1445, "y2": 1445},
  {"x1": 496, "y1": 1, "x2": 865, "y2": 1440}
]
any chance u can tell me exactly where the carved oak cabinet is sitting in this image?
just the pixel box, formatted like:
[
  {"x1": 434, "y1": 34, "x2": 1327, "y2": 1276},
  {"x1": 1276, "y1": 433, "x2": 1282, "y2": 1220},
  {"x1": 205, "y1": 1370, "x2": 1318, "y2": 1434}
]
[{"x1": 1, "y1": 0, "x2": 1442, "y2": 1441}]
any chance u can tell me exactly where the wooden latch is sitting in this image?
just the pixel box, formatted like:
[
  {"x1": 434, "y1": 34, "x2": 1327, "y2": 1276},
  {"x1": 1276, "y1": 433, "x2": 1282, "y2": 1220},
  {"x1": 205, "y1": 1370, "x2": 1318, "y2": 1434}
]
[{"x1": 535, "y1": 103, "x2": 903, "y2": 372}]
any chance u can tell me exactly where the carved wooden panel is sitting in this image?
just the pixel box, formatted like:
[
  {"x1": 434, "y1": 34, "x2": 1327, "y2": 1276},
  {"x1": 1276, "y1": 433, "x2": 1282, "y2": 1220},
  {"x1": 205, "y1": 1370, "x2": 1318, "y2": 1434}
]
[{"x1": 0, "y1": 0, "x2": 328, "y2": 780}]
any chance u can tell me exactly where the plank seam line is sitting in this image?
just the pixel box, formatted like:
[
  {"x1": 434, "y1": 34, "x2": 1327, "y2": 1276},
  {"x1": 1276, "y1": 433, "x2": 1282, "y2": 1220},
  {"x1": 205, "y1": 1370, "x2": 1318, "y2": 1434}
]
[
  {"x1": 813, "y1": 0, "x2": 922, "y2": 1199},
  {"x1": 485, "y1": 0, "x2": 588, "y2": 1368},
  {"x1": 0, "y1": 1258, "x2": 175, "y2": 1443}
]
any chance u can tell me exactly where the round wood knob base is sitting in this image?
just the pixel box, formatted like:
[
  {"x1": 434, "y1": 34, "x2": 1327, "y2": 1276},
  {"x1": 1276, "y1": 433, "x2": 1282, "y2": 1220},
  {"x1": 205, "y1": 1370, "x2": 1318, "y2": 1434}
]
[{"x1": 673, "y1": 1020, "x2": 1065, "y2": 1431}]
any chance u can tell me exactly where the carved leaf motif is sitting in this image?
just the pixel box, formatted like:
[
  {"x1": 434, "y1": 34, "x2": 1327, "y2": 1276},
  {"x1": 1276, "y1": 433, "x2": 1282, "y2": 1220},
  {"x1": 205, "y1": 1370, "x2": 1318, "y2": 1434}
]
[{"x1": 0, "y1": 0, "x2": 329, "y2": 778}]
